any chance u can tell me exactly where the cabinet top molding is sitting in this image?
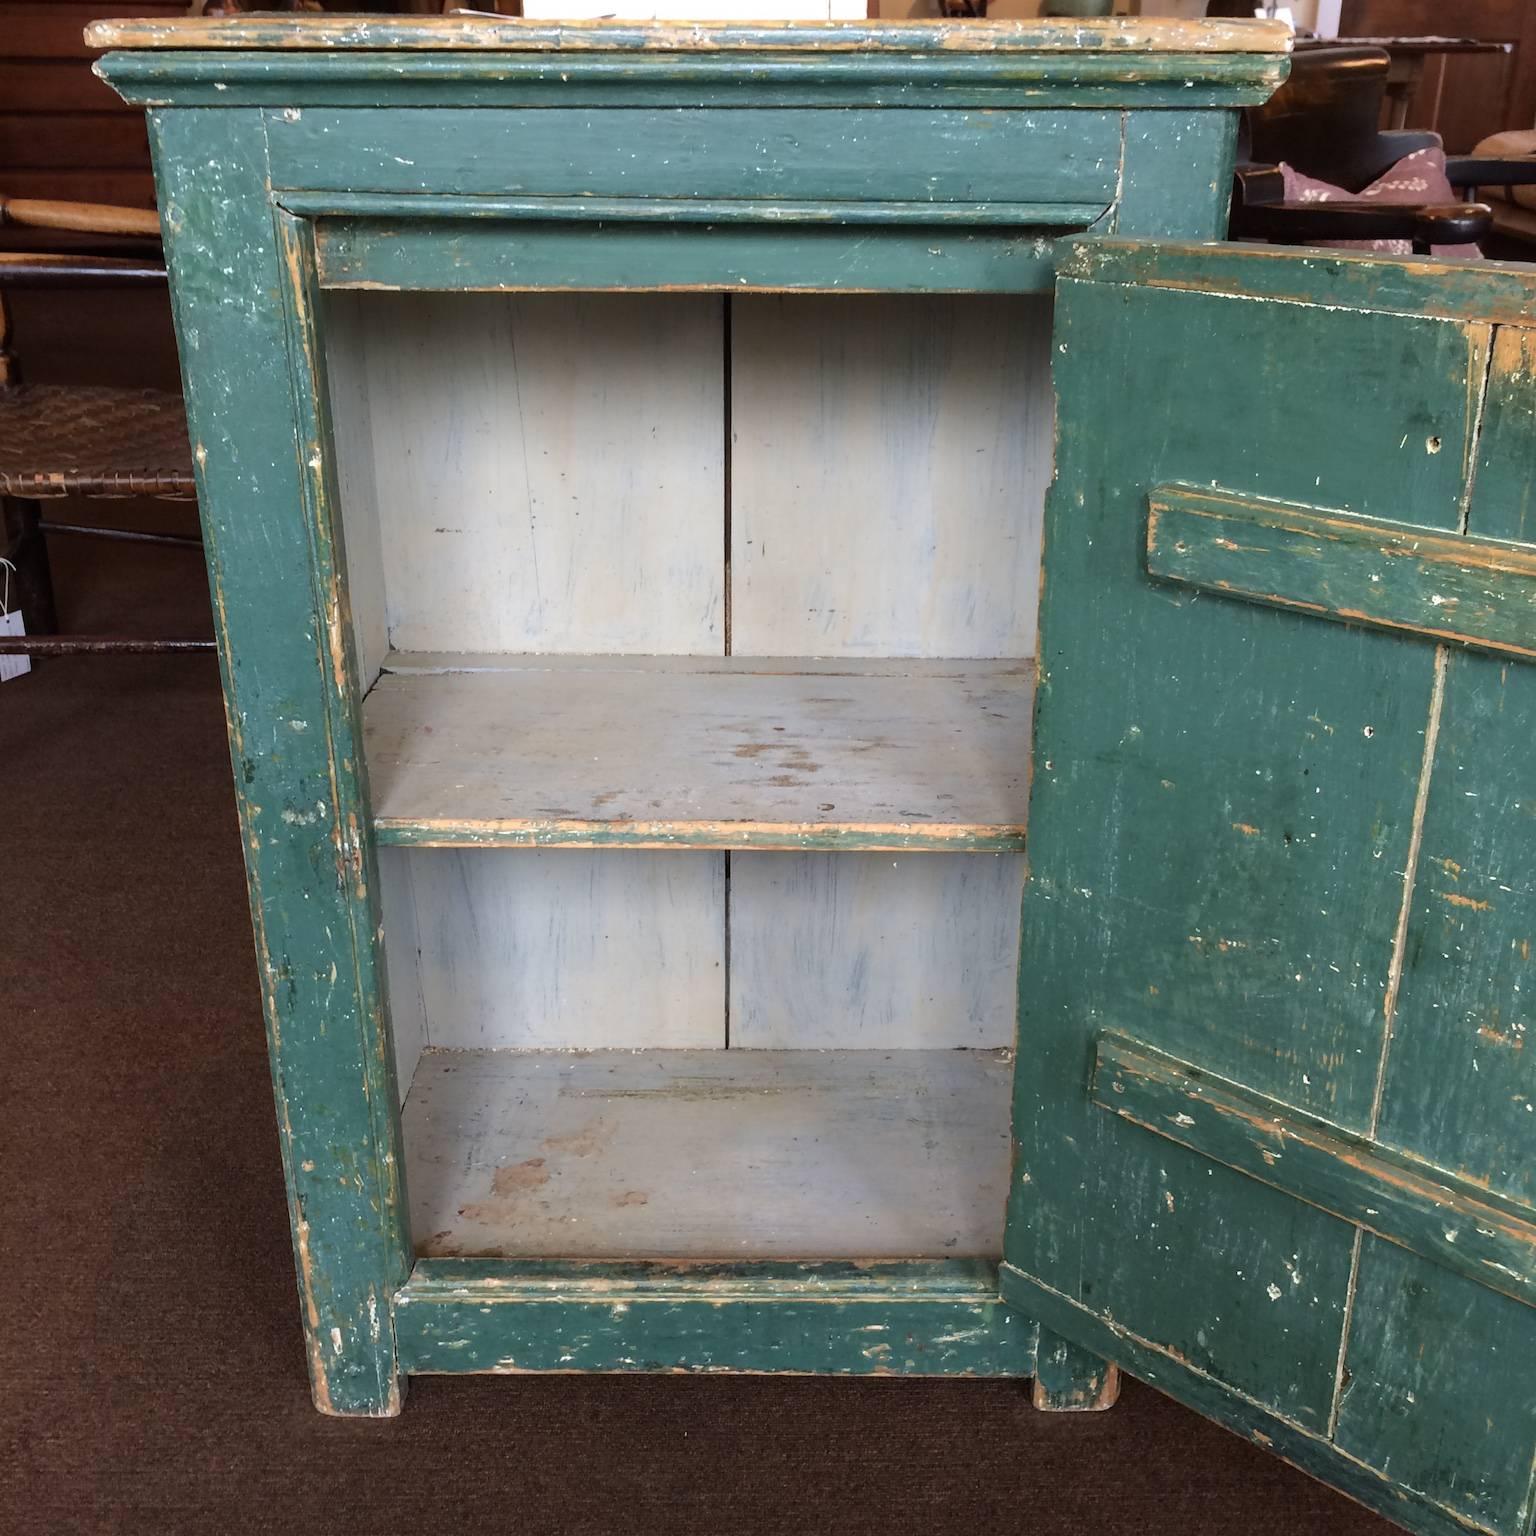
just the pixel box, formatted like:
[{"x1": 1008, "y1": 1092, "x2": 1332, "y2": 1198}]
[{"x1": 84, "y1": 15, "x2": 1291, "y2": 56}]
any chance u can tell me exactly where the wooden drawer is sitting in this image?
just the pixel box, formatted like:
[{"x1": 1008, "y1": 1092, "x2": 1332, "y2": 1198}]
[{"x1": 262, "y1": 106, "x2": 1123, "y2": 208}]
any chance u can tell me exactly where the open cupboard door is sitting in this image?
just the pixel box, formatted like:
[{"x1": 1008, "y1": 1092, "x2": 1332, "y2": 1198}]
[{"x1": 1004, "y1": 241, "x2": 1536, "y2": 1536}]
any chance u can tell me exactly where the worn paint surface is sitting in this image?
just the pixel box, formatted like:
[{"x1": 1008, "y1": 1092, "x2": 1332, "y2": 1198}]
[
  {"x1": 317, "y1": 218, "x2": 1078, "y2": 299},
  {"x1": 87, "y1": 16, "x2": 1291, "y2": 55},
  {"x1": 107, "y1": 20, "x2": 1279, "y2": 1428},
  {"x1": 403, "y1": 1048, "x2": 1014, "y2": 1260},
  {"x1": 395, "y1": 1259, "x2": 1037, "y2": 1378},
  {"x1": 1092, "y1": 1034, "x2": 1536, "y2": 1309},
  {"x1": 1146, "y1": 484, "x2": 1536, "y2": 660},
  {"x1": 145, "y1": 108, "x2": 410, "y2": 1416},
  {"x1": 1007, "y1": 242, "x2": 1536, "y2": 1535},
  {"x1": 267, "y1": 107, "x2": 1123, "y2": 206},
  {"x1": 1033, "y1": 1329, "x2": 1120, "y2": 1412},
  {"x1": 362, "y1": 658, "x2": 1031, "y2": 852}
]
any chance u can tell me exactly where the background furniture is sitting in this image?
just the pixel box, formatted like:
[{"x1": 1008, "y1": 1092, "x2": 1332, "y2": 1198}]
[
  {"x1": 0, "y1": 197, "x2": 209, "y2": 657},
  {"x1": 1226, "y1": 45, "x2": 1536, "y2": 252},
  {"x1": 1335, "y1": 1, "x2": 1536, "y2": 152},
  {"x1": 1474, "y1": 126, "x2": 1536, "y2": 253},
  {"x1": 1297, "y1": 35, "x2": 1513, "y2": 130}
]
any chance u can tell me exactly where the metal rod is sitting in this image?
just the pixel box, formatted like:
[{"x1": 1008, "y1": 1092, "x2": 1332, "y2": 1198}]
[
  {"x1": 0, "y1": 255, "x2": 167, "y2": 287},
  {"x1": 0, "y1": 635, "x2": 215, "y2": 655},
  {"x1": 37, "y1": 520, "x2": 202, "y2": 549}
]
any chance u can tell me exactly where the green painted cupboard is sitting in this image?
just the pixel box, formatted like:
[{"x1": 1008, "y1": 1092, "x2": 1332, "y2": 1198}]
[{"x1": 92, "y1": 14, "x2": 1536, "y2": 1535}]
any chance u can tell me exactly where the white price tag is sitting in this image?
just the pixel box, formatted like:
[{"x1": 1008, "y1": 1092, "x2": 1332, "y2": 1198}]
[
  {"x1": 0, "y1": 606, "x2": 30, "y2": 682},
  {"x1": 0, "y1": 558, "x2": 30, "y2": 680}
]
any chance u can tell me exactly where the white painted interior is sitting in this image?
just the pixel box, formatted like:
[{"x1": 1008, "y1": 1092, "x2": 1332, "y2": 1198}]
[
  {"x1": 325, "y1": 292, "x2": 726, "y2": 657},
  {"x1": 731, "y1": 295, "x2": 1054, "y2": 659},
  {"x1": 323, "y1": 293, "x2": 1048, "y2": 1206},
  {"x1": 392, "y1": 849, "x2": 726, "y2": 1050},
  {"x1": 729, "y1": 852, "x2": 1023, "y2": 1049}
]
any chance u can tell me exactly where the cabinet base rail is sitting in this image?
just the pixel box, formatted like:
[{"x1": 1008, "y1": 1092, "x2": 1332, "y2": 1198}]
[{"x1": 390, "y1": 1258, "x2": 1038, "y2": 1378}]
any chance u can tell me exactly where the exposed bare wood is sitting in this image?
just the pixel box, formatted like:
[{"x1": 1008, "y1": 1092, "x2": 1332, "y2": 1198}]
[
  {"x1": 363, "y1": 654, "x2": 1033, "y2": 851},
  {"x1": 85, "y1": 15, "x2": 1293, "y2": 53},
  {"x1": 0, "y1": 195, "x2": 158, "y2": 237},
  {"x1": 405, "y1": 1046, "x2": 1014, "y2": 1260}
]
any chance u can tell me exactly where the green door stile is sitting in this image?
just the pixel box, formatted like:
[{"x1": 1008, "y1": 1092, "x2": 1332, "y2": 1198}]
[{"x1": 148, "y1": 107, "x2": 411, "y2": 1416}]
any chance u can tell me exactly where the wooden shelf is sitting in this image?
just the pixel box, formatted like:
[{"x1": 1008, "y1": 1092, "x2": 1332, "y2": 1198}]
[
  {"x1": 405, "y1": 1047, "x2": 1013, "y2": 1261},
  {"x1": 364, "y1": 654, "x2": 1032, "y2": 852}
]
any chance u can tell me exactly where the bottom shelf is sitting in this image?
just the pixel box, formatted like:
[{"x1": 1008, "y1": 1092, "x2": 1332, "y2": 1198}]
[{"x1": 404, "y1": 1047, "x2": 1014, "y2": 1262}]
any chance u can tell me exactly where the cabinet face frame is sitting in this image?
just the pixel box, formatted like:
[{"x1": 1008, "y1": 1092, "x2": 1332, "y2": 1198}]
[
  {"x1": 213, "y1": 185, "x2": 1064, "y2": 1415},
  {"x1": 103, "y1": 20, "x2": 1290, "y2": 1420}
]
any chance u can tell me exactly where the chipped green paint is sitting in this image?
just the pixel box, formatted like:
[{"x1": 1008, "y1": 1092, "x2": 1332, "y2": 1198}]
[
  {"x1": 1002, "y1": 1267, "x2": 1498, "y2": 1536},
  {"x1": 373, "y1": 821, "x2": 1026, "y2": 854},
  {"x1": 105, "y1": 10, "x2": 1317, "y2": 1447},
  {"x1": 1061, "y1": 237, "x2": 1536, "y2": 324},
  {"x1": 1145, "y1": 484, "x2": 1536, "y2": 661},
  {"x1": 146, "y1": 106, "x2": 411, "y2": 1416},
  {"x1": 1032, "y1": 1329, "x2": 1120, "y2": 1411},
  {"x1": 265, "y1": 106, "x2": 1124, "y2": 205},
  {"x1": 1092, "y1": 1033, "x2": 1536, "y2": 1310},
  {"x1": 1007, "y1": 242, "x2": 1536, "y2": 1535},
  {"x1": 395, "y1": 1261, "x2": 1037, "y2": 1377},
  {"x1": 318, "y1": 219, "x2": 1079, "y2": 298}
]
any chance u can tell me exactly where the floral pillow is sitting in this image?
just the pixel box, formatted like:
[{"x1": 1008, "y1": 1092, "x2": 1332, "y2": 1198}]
[{"x1": 1279, "y1": 146, "x2": 1482, "y2": 260}]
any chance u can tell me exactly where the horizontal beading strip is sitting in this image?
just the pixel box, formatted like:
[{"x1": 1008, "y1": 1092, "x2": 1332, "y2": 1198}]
[
  {"x1": 101, "y1": 51, "x2": 1287, "y2": 110},
  {"x1": 315, "y1": 218, "x2": 1075, "y2": 296},
  {"x1": 283, "y1": 192, "x2": 1110, "y2": 226}
]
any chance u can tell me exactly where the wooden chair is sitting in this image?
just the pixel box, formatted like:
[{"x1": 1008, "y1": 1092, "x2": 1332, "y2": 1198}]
[
  {"x1": 1226, "y1": 46, "x2": 1520, "y2": 253},
  {"x1": 0, "y1": 196, "x2": 211, "y2": 658}
]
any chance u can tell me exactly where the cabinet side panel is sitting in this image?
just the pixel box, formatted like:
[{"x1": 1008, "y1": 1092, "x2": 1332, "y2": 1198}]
[
  {"x1": 729, "y1": 294, "x2": 1053, "y2": 660},
  {"x1": 343, "y1": 291, "x2": 725, "y2": 656},
  {"x1": 322, "y1": 291, "x2": 390, "y2": 688},
  {"x1": 729, "y1": 852, "x2": 1021, "y2": 1049},
  {"x1": 407, "y1": 849, "x2": 726, "y2": 1050},
  {"x1": 148, "y1": 108, "x2": 408, "y2": 1415},
  {"x1": 379, "y1": 846, "x2": 427, "y2": 1103}
]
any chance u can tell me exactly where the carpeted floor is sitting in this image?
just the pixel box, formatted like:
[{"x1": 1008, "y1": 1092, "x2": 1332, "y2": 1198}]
[{"x1": 0, "y1": 535, "x2": 1397, "y2": 1536}]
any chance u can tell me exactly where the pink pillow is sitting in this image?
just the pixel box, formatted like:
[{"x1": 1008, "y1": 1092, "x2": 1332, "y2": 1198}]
[{"x1": 1279, "y1": 146, "x2": 1482, "y2": 260}]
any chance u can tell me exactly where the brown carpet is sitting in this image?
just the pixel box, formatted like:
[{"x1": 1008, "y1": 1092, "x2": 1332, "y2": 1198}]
[{"x1": 0, "y1": 535, "x2": 1396, "y2": 1536}]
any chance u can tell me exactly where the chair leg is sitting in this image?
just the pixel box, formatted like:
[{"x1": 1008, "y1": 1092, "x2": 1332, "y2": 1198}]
[
  {"x1": 1032, "y1": 1328, "x2": 1121, "y2": 1412},
  {"x1": 2, "y1": 496, "x2": 57, "y2": 636}
]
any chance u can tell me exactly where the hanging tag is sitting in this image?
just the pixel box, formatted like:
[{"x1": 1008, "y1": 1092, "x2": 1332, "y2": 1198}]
[{"x1": 0, "y1": 559, "x2": 30, "y2": 681}]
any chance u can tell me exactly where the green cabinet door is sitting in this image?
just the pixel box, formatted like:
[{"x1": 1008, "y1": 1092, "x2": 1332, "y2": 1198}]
[{"x1": 1005, "y1": 240, "x2": 1536, "y2": 1536}]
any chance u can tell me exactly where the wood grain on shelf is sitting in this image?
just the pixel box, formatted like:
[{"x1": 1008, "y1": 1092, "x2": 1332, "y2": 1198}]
[
  {"x1": 364, "y1": 654, "x2": 1033, "y2": 851},
  {"x1": 405, "y1": 1046, "x2": 1014, "y2": 1261}
]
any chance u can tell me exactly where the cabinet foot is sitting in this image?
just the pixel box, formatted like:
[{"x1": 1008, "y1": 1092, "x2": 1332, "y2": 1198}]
[{"x1": 1031, "y1": 1329, "x2": 1121, "y2": 1412}]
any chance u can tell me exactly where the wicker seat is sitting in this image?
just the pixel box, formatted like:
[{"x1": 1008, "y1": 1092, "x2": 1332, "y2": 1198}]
[
  {"x1": 1, "y1": 195, "x2": 211, "y2": 658},
  {"x1": 0, "y1": 383, "x2": 194, "y2": 501}
]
